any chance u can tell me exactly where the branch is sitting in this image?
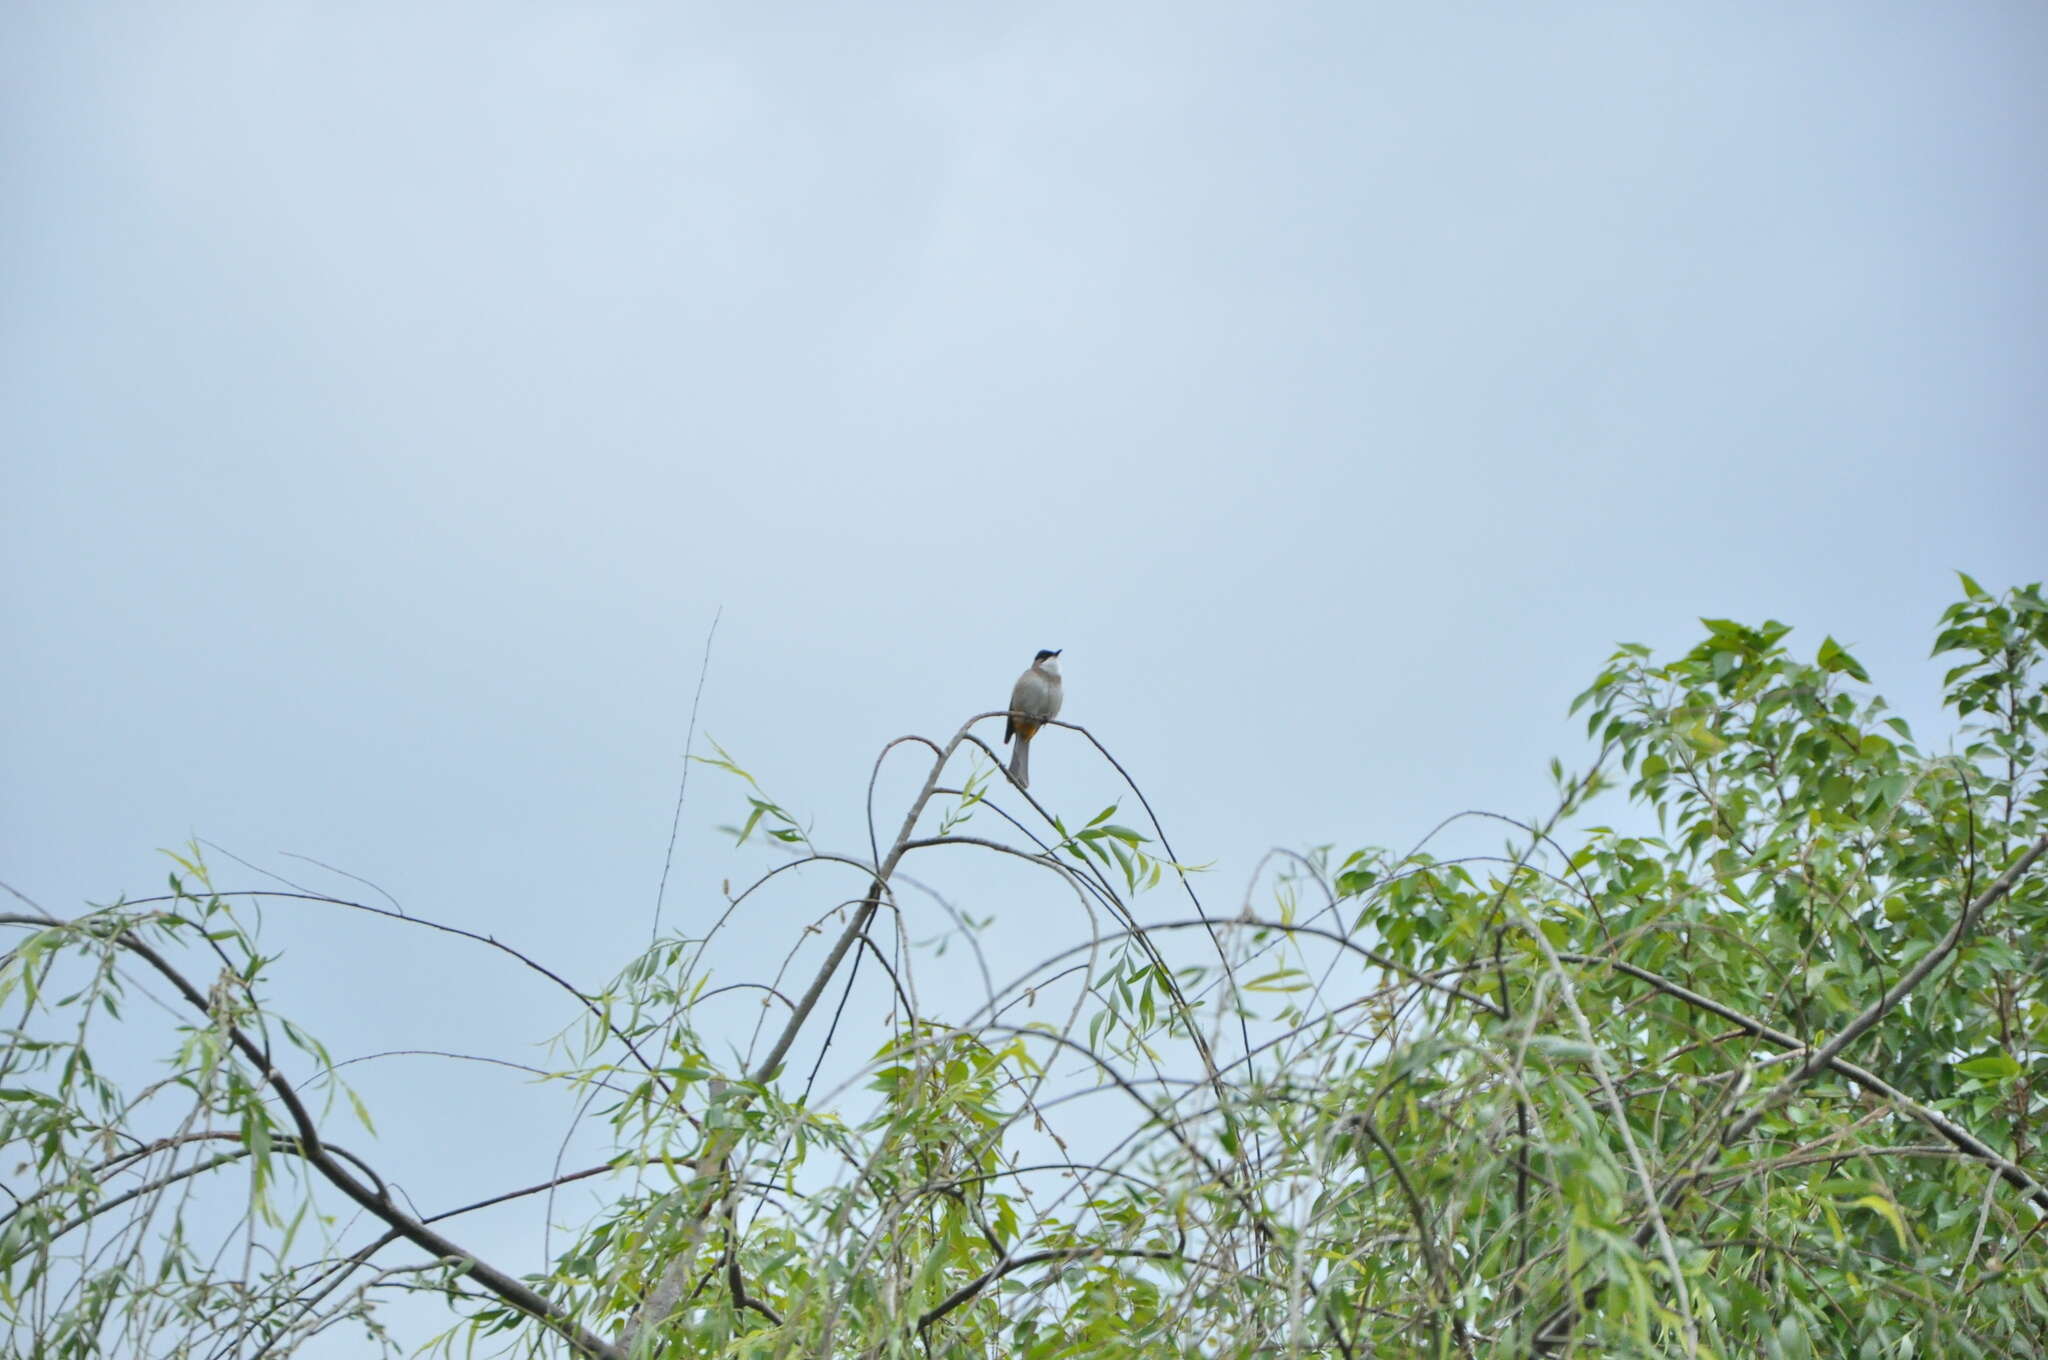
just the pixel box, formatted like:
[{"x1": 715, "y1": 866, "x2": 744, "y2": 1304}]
[
  {"x1": 1721, "y1": 830, "x2": 2048, "y2": 1149},
  {"x1": 621, "y1": 715, "x2": 983, "y2": 1350},
  {"x1": 0, "y1": 912, "x2": 627, "y2": 1360},
  {"x1": 1535, "y1": 828, "x2": 2048, "y2": 1350},
  {"x1": 95, "y1": 889, "x2": 671, "y2": 1093},
  {"x1": 1557, "y1": 951, "x2": 2048, "y2": 1216},
  {"x1": 916, "y1": 1245, "x2": 1183, "y2": 1331},
  {"x1": 1348, "y1": 1112, "x2": 1474, "y2": 1360}
]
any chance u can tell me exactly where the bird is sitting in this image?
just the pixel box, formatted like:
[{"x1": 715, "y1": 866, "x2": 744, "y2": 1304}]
[{"x1": 1004, "y1": 648, "x2": 1063, "y2": 790}]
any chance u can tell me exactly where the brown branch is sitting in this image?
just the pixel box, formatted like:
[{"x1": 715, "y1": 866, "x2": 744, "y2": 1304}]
[
  {"x1": 89, "y1": 889, "x2": 671, "y2": 1094},
  {"x1": 1556, "y1": 952, "x2": 2048, "y2": 1216},
  {"x1": 1348, "y1": 1112, "x2": 1475, "y2": 1360},
  {"x1": 916, "y1": 1245, "x2": 1182, "y2": 1332},
  {"x1": 1535, "y1": 829, "x2": 2048, "y2": 1351},
  {"x1": 622, "y1": 716, "x2": 978, "y2": 1350},
  {"x1": 0, "y1": 912, "x2": 627, "y2": 1360},
  {"x1": 1721, "y1": 830, "x2": 2048, "y2": 1149},
  {"x1": 34, "y1": 1131, "x2": 396, "y2": 1250}
]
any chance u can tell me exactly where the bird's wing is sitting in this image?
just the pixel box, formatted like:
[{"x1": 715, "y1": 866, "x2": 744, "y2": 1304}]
[
  {"x1": 1007, "y1": 669, "x2": 1046, "y2": 743},
  {"x1": 1009, "y1": 671, "x2": 1035, "y2": 713}
]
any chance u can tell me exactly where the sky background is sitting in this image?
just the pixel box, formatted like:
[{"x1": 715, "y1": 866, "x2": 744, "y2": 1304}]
[{"x1": 3, "y1": 1, "x2": 2045, "y2": 1349}]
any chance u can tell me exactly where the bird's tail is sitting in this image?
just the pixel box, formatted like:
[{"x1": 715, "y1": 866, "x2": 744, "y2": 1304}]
[{"x1": 1008, "y1": 734, "x2": 1031, "y2": 790}]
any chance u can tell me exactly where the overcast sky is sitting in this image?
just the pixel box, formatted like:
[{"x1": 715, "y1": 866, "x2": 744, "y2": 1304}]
[{"x1": 3, "y1": 1, "x2": 2044, "y2": 1347}]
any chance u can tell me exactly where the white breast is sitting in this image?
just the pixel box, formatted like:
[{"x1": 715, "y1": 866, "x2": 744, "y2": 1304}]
[{"x1": 1011, "y1": 665, "x2": 1063, "y2": 721}]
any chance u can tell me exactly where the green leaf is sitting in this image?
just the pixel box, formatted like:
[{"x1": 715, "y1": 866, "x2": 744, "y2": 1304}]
[
  {"x1": 1866, "y1": 773, "x2": 1909, "y2": 811},
  {"x1": 1680, "y1": 720, "x2": 1727, "y2": 754},
  {"x1": 1244, "y1": 969, "x2": 1309, "y2": 994},
  {"x1": 1335, "y1": 867, "x2": 1377, "y2": 897},
  {"x1": 1525, "y1": 1035, "x2": 1595, "y2": 1060},
  {"x1": 1816, "y1": 636, "x2": 1870, "y2": 682},
  {"x1": 347, "y1": 1087, "x2": 378, "y2": 1135},
  {"x1": 1955, "y1": 1052, "x2": 2021, "y2": 1082},
  {"x1": 1852, "y1": 1193, "x2": 1910, "y2": 1252}
]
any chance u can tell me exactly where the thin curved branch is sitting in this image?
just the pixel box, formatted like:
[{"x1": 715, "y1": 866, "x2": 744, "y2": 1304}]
[
  {"x1": 1535, "y1": 828, "x2": 2048, "y2": 1350},
  {"x1": 0, "y1": 911, "x2": 624, "y2": 1360},
  {"x1": 85, "y1": 890, "x2": 670, "y2": 1094},
  {"x1": 622, "y1": 716, "x2": 982, "y2": 1350},
  {"x1": 1549, "y1": 947, "x2": 2048, "y2": 1216},
  {"x1": 1346, "y1": 1111, "x2": 1474, "y2": 1360},
  {"x1": 916, "y1": 1244, "x2": 1184, "y2": 1332}
]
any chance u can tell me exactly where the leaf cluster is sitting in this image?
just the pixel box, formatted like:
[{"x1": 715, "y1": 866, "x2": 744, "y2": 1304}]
[{"x1": 4, "y1": 581, "x2": 2045, "y2": 1358}]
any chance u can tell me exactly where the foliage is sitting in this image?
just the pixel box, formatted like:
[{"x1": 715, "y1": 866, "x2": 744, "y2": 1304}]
[{"x1": 2, "y1": 579, "x2": 2044, "y2": 1358}]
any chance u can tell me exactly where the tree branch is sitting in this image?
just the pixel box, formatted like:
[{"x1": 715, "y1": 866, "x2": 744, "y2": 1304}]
[
  {"x1": 0, "y1": 913, "x2": 628, "y2": 1360},
  {"x1": 1535, "y1": 828, "x2": 2048, "y2": 1350}
]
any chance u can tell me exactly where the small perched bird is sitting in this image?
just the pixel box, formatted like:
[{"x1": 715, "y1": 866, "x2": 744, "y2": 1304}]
[{"x1": 1004, "y1": 648, "x2": 1063, "y2": 789}]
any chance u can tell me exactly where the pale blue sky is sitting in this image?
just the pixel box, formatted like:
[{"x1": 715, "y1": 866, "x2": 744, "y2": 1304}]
[{"x1": 3, "y1": 2, "x2": 2044, "y2": 1346}]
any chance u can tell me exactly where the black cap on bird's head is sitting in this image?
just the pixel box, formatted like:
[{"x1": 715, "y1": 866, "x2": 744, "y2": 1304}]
[{"x1": 1034, "y1": 649, "x2": 1062, "y2": 663}]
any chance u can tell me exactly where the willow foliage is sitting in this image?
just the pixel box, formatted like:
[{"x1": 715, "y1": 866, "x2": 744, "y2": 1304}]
[{"x1": 4, "y1": 579, "x2": 2044, "y2": 1358}]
